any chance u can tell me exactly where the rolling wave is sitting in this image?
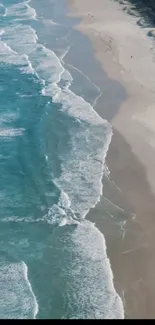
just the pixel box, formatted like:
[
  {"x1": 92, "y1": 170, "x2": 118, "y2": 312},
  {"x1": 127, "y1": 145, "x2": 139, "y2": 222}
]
[{"x1": 0, "y1": 261, "x2": 38, "y2": 319}]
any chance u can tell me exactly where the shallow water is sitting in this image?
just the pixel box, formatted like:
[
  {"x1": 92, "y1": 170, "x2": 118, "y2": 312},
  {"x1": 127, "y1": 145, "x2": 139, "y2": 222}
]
[{"x1": 0, "y1": 0, "x2": 124, "y2": 319}]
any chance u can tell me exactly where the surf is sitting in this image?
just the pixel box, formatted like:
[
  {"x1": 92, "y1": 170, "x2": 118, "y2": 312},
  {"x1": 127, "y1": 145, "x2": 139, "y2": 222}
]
[{"x1": 0, "y1": 0, "x2": 124, "y2": 319}]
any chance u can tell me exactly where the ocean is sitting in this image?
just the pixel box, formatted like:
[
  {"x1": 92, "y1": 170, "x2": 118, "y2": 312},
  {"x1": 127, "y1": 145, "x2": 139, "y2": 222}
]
[{"x1": 0, "y1": 0, "x2": 124, "y2": 319}]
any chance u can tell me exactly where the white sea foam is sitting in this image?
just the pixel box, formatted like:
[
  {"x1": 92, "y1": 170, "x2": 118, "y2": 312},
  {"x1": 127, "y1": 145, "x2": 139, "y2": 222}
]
[
  {"x1": 41, "y1": 18, "x2": 59, "y2": 27},
  {"x1": 6, "y1": 0, "x2": 37, "y2": 21},
  {"x1": 2, "y1": 24, "x2": 38, "y2": 54},
  {"x1": 0, "y1": 29, "x2": 4, "y2": 36},
  {"x1": 61, "y1": 69, "x2": 73, "y2": 82},
  {"x1": 0, "y1": 216, "x2": 44, "y2": 223},
  {"x1": 20, "y1": 54, "x2": 36, "y2": 74},
  {"x1": 44, "y1": 203, "x2": 77, "y2": 227},
  {"x1": 45, "y1": 154, "x2": 48, "y2": 161},
  {"x1": 0, "y1": 128, "x2": 24, "y2": 137},
  {"x1": 0, "y1": 112, "x2": 19, "y2": 124},
  {"x1": 63, "y1": 220, "x2": 124, "y2": 319},
  {"x1": 0, "y1": 40, "x2": 35, "y2": 74},
  {"x1": 0, "y1": 4, "x2": 7, "y2": 17},
  {"x1": 0, "y1": 261, "x2": 38, "y2": 319},
  {"x1": 30, "y1": 44, "x2": 64, "y2": 85},
  {"x1": 23, "y1": 262, "x2": 39, "y2": 318},
  {"x1": 104, "y1": 164, "x2": 111, "y2": 178},
  {"x1": 58, "y1": 190, "x2": 71, "y2": 209},
  {"x1": 28, "y1": 44, "x2": 108, "y2": 125},
  {"x1": 60, "y1": 45, "x2": 71, "y2": 61}
]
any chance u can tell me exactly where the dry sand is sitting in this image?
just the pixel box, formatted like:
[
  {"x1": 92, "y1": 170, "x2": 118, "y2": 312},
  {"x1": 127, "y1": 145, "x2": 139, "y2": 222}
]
[{"x1": 68, "y1": 0, "x2": 155, "y2": 319}]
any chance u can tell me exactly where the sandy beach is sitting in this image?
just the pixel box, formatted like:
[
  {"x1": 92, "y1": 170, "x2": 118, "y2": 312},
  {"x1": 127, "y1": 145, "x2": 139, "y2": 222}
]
[{"x1": 68, "y1": 0, "x2": 155, "y2": 319}]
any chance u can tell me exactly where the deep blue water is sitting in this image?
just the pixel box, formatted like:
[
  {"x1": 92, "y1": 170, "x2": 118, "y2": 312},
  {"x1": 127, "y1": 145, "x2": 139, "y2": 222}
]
[{"x1": 0, "y1": 0, "x2": 124, "y2": 319}]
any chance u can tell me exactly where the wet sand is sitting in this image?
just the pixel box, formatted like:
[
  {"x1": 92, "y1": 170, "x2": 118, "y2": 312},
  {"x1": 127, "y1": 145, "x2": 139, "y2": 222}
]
[
  {"x1": 68, "y1": 0, "x2": 155, "y2": 319},
  {"x1": 89, "y1": 130, "x2": 155, "y2": 319}
]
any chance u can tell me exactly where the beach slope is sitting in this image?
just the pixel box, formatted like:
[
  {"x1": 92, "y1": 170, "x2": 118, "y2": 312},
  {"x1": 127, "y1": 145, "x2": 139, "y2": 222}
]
[{"x1": 68, "y1": 0, "x2": 155, "y2": 318}]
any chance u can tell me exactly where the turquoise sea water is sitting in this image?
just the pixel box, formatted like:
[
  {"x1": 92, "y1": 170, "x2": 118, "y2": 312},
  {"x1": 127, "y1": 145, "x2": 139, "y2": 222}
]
[{"x1": 0, "y1": 0, "x2": 124, "y2": 319}]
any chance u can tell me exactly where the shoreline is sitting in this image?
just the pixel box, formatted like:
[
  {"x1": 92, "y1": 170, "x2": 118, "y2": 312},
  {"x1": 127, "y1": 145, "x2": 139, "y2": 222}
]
[{"x1": 67, "y1": 0, "x2": 155, "y2": 319}]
